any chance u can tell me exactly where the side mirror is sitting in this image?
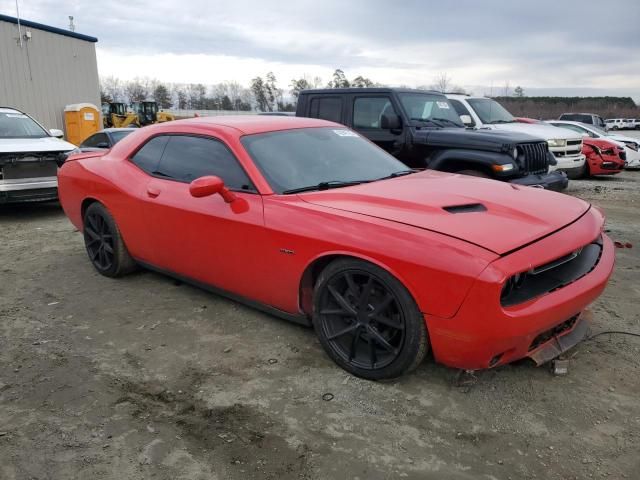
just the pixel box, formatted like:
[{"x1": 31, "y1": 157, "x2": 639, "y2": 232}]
[
  {"x1": 380, "y1": 113, "x2": 402, "y2": 130},
  {"x1": 459, "y1": 115, "x2": 474, "y2": 126},
  {"x1": 189, "y1": 175, "x2": 236, "y2": 203},
  {"x1": 581, "y1": 132, "x2": 589, "y2": 137},
  {"x1": 49, "y1": 128, "x2": 64, "y2": 139}
]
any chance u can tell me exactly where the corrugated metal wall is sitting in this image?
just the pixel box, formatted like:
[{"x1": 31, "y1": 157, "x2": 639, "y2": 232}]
[{"x1": 0, "y1": 20, "x2": 100, "y2": 132}]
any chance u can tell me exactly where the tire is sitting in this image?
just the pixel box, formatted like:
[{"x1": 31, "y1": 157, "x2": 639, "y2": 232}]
[
  {"x1": 83, "y1": 202, "x2": 136, "y2": 278},
  {"x1": 457, "y1": 169, "x2": 490, "y2": 178},
  {"x1": 312, "y1": 259, "x2": 429, "y2": 380},
  {"x1": 580, "y1": 162, "x2": 590, "y2": 179}
]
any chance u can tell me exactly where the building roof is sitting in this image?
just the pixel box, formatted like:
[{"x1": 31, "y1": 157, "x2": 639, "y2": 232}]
[{"x1": 0, "y1": 14, "x2": 98, "y2": 43}]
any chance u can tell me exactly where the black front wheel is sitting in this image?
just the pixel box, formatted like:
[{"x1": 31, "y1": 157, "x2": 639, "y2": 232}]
[
  {"x1": 312, "y1": 259, "x2": 429, "y2": 380},
  {"x1": 83, "y1": 202, "x2": 136, "y2": 277}
]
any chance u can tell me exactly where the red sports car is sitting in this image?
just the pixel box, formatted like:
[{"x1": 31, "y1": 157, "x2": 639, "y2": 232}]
[
  {"x1": 582, "y1": 138, "x2": 625, "y2": 176},
  {"x1": 58, "y1": 116, "x2": 614, "y2": 379}
]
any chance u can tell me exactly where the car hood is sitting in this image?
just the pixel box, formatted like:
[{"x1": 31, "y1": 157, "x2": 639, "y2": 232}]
[
  {"x1": 415, "y1": 127, "x2": 544, "y2": 150},
  {"x1": 0, "y1": 137, "x2": 76, "y2": 153},
  {"x1": 487, "y1": 123, "x2": 582, "y2": 141},
  {"x1": 606, "y1": 133, "x2": 640, "y2": 146},
  {"x1": 299, "y1": 171, "x2": 590, "y2": 255}
]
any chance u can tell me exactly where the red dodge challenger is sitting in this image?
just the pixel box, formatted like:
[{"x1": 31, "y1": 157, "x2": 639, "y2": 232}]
[{"x1": 58, "y1": 116, "x2": 615, "y2": 379}]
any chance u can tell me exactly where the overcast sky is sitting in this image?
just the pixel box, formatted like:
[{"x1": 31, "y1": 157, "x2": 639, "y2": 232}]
[{"x1": 3, "y1": 0, "x2": 640, "y2": 98}]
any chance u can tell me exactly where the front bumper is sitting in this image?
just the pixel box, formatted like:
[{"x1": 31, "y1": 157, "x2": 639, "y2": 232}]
[
  {"x1": 0, "y1": 177, "x2": 58, "y2": 203},
  {"x1": 424, "y1": 211, "x2": 614, "y2": 370},
  {"x1": 509, "y1": 170, "x2": 568, "y2": 191}
]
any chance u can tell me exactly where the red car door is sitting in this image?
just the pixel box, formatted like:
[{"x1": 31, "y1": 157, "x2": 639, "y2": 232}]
[{"x1": 136, "y1": 134, "x2": 272, "y2": 305}]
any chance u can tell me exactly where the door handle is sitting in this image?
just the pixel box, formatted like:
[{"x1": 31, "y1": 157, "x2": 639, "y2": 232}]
[{"x1": 147, "y1": 186, "x2": 161, "y2": 198}]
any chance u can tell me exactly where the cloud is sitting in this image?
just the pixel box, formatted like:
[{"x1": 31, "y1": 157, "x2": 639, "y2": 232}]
[{"x1": 2, "y1": 0, "x2": 639, "y2": 96}]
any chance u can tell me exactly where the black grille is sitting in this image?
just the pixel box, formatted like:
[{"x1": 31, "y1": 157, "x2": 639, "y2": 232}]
[
  {"x1": 501, "y1": 235, "x2": 603, "y2": 307},
  {"x1": 518, "y1": 142, "x2": 549, "y2": 175}
]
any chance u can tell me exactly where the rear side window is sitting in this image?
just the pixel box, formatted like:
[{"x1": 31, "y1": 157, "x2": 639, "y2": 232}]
[
  {"x1": 131, "y1": 136, "x2": 169, "y2": 173},
  {"x1": 81, "y1": 132, "x2": 109, "y2": 148},
  {"x1": 155, "y1": 135, "x2": 253, "y2": 190},
  {"x1": 309, "y1": 97, "x2": 342, "y2": 123}
]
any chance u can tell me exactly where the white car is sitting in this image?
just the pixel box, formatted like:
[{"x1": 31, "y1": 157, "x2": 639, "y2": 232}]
[
  {"x1": 626, "y1": 119, "x2": 640, "y2": 130},
  {"x1": 605, "y1": 118, "x2": 630, "y2": 130},
  {"x1": 447, "y1": 94, "x2": 586, "y2": 178},
  {"x1": 547, "y1": 120, "x2": 640, "y2": 169},
  {"x1": 0, "y1": 107, "x2": 76, "y2": 203}
]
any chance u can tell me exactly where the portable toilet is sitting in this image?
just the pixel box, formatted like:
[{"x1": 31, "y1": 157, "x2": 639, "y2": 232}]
[{"x1": 64, "y1": 103, "x2": 101, "y2": 145}]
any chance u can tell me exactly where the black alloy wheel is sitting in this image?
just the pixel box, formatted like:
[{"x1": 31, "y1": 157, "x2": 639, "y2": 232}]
[
  {"x1": 313, "y1": 259, "x2": 428, "y2": 380},
  {"x1": 83, "y1": 202, "x2": 136, "y2": 277},
  {"x1": 84, "y1": 211, "x2": 115, "y2": 272}
]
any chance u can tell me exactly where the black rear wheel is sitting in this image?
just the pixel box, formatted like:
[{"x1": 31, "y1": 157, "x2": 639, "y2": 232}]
[
  {"x1": 83, "y1": 202, "x2": 136, "y2": 277},
  {"x1": 313, "y1": 259, "x2": 428, "y2": 380}
]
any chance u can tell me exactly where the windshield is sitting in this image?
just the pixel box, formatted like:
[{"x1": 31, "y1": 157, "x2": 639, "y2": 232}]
[
  {"x1": 398, "y1": 93, "x2": 463, "y2": 127},
  {"x1": 241, "y1": 127, "x2": 410, "y2": 194},
  {"x1": 0, "y1": 112, "x2": 49, "y2": 138},
  {"x1": 467, "y1": 98, "x2": 515, "y2": 124},
  {"x1": 110, "y1": 130, "x2": 134, "y2": 144}
]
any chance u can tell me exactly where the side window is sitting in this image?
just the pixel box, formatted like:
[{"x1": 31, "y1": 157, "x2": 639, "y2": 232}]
[
  {"x1": 82, "y1": 133, "x2": 108, "y2": 148},
  {"x1": 353, "y1": 97, "x2": 396, "y2": 129},
  {"x1": 131, "y1": 135, "x2": 169, "y2": 174},
  {"x1": 309, "y1": 97, "x2": 342, "y2": 123},
  {"x1": 156, "y1": 135, "x2": 253, "y2": 190}
]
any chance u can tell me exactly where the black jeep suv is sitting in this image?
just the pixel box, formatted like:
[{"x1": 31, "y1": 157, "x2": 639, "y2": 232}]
[{"x1": 295, "y1": 88, "x2": 567, "y2": 190}]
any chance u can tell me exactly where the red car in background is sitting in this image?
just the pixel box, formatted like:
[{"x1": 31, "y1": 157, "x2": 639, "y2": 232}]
[
  {"x1": 516, "y1": 118, "x2": 625, "y2": 177},
  {"x1": 58, "y1": 116, "x2": 614, "y2": 379},
  {"x1": 581, "y1": 138, "x2": 625, "y2": 176}
]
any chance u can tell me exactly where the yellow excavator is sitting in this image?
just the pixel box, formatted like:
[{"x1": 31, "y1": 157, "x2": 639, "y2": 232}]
[
  {"x1": 130, "y1": 101, "x2": 175, "y2": 126},
  {"x1": 101, "y1": 103, "x2": 140, "y2": 128}
]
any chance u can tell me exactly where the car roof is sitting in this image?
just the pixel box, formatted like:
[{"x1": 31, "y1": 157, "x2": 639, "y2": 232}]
[
  {"x1": 299, "y1": 87, "x2": 442, "y2": 95},
  {"x1": 0, "y1": 107, "x2": 23, "y2": 114},
  {"x1": 101, "y1": 128, "x2": 137, "y2": 133},
  {"x1": 169, "y1": 115, "x2": 342, "y2": 135}
]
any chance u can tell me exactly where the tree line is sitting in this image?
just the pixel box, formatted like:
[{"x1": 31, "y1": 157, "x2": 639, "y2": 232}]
[
  {"x1": 99, "y1": 69, "x2": 380, "y2": 112},
  {"x1": 100, "y1": 70, "x2": 638, "y2": 118},
  {"x1": 495, "y1": 96, "x2": 639, "y2": 120}
]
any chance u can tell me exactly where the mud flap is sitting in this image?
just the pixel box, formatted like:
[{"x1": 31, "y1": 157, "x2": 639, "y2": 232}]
[{"x1": 527, "y1": 310, "x2": 592, "y2": 365}]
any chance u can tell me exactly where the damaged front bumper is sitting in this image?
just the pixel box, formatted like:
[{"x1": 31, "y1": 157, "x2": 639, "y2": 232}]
[
  {"x1": 526, "y1": 310, "x2": 591, "y2": 365},
  {"x1": 424, "y1": 210, "x2": 614, "y2": 371}
]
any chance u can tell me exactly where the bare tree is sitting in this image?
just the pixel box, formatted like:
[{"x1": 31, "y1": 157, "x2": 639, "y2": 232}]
[
  {"x1": 430, "y1": 72, "x2": 452, "y2": 93},
  {"x1": 502, "y1": 81, "x2": 511, "y2": 97}
]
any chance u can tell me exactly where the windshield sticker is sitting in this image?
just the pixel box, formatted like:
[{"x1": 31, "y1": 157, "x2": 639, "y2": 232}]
[
  {"x1": 436, "y1": 102, "x2": 450, "y2": 109},
  {"x1": 5, "y1": 114, "x2": 28, "y2": 118},
  {"x1": 333, "y1": 129, "x2": 358, "y2": 137}
]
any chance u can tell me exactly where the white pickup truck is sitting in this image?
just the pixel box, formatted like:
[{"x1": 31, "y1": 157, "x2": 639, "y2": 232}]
[
  {"x1": 447, "y1": 94, "x2": 586, "y2": 179},
  {"x1": 0, "y1": 107, "x2": 76, "y2": 203}
]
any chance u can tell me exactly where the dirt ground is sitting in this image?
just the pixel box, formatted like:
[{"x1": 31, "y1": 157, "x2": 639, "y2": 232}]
[{"x1": 1, "y1": 167, "x2": 639, "y2": 479}]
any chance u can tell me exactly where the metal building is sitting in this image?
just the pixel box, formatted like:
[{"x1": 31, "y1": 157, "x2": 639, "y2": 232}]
[{"x1": 0, "y1": 14, "x2": 99, "y2": 131}]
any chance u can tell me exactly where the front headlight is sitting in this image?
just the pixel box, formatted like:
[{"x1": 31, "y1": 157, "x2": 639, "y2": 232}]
[
  {"x1": 547, "y1": 139, "x2": 567, "y2": 148},
  {"x1": 623, "y1": 141, "x2": 639, "y2": 151}
]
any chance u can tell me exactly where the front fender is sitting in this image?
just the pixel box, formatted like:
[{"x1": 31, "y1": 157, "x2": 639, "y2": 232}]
[{"x1": 428, "y1": 149, "x2": 518, "y2": 177}]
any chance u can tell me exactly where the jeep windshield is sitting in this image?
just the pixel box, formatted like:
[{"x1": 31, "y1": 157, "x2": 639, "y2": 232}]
[
  {"x1": 241, "y1": 127, "x2": 412, "y2": 194},
  {"x1": 467, "y1": 98, "x2": 516, "y2": 125},
  {"x1": 398, "y1": 93, "x2": 464, "y2": 128},
  {"x1": 0, "y1": 111, "x2": 49, "y2": 138}
]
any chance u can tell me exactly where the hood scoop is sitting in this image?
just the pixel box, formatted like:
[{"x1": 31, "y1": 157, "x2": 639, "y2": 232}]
[{"x1": 442, "y1": 203, "x2": 487, "y2": 214}]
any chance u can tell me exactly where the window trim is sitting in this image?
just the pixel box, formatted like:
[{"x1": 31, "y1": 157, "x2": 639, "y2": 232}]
[{"x1": 127, "y1": 133, "x2": 258, "y2": 193}]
